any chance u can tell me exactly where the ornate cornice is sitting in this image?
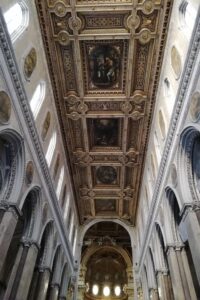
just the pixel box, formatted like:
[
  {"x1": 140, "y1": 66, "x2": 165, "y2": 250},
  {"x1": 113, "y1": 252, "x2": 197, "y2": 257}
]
[
  {"x1": 0, "y1": 10, "x2": 74, "y2": 271},
  {"x1": 138, "y1": 8, "x2": 200, "y2": 272}
]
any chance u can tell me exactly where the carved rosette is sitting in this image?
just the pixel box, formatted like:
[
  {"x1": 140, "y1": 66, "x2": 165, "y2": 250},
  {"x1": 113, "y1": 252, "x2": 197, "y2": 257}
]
[
  {"x1": 57, "y1": 30, "x2": 70, "y2": 46},
  {"x1": 143, "y1": 0, "x2": 155, "y2": 15},
  {"x1": 53, "y1": 2, "x2": 67, "y2": 17},
  {"x1": 138, "y1": 29, "x2": 153, "y2": 45},
  {"x1": 68, "y1": 16, "x2": 82, "y2": 32},
  {"x1": 126, "y1": 15, "x2": 140, "y2": 31}
]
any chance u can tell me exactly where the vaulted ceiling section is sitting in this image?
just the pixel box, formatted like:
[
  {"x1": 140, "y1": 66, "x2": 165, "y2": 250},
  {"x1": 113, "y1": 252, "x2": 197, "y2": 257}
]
[{"x1": 36, "y1": 0, "x2": 172, "y2": 225}]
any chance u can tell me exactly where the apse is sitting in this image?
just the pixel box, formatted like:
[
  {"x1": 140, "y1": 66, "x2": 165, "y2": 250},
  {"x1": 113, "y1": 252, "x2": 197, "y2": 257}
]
[{"x1": 78, "y1": 221, "x2": 134, "y2": 299}]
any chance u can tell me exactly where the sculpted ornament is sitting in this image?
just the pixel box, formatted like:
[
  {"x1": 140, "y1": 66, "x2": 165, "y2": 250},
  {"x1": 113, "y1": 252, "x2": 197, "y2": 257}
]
[
  {"x1": 68, "y1": 16, "x2": 82, "y2": 32},
  {"x1": 130, "y1": 111, "x2": 144, "y2": 120},
  {"x1": 77, "y1": 103, "x2": 88, "y2": 114},
  {"x1": 68, "y1": 111, "x2": 81, "y2": 120},
  {"x1": 73, "y1": 151, "x2": 93, "y2": 166},
  {"x1": 171, "y1": 46, "x2": 182, "y2": 79},
  {"x1": 138, "y1": 29, "x2": 152, "y2": 44},
  {"x1": 121, "y1": 102, "x2": 132, "y2": 114},
  {"x1": 57, "y1": 30, "x2": 70, "y2": 46},
  {"x1": 118, "y1": 151, "x2": 139, "y2": 167},
  {"x1": 143, "y1": 0, "x2": 155, "y2": 15},
  {"x1": 80, "y1": 187, "x2": 95, "y2": 198},
  {"x1": 53, "y1": 2, "x2": 67, "y2": 17},
  {"x1": 126, "y1": 15, "x2": 140, "y2": 30}
]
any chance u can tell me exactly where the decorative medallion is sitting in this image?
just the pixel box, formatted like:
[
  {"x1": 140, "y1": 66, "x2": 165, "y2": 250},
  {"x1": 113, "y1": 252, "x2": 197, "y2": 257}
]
[
  {"x1": 68, "y1": 16, "x2": 82, "y2": 32},
  {"x1": 96, "y1": 166, "x2": 117, "y2": 184},
  {"x1": 57, "y1": 30, "x2": 70, "y2": 46},
  {"x1": 171, "y1": 46, "x2": 182, "y2": 79},
  {"x1": 26, "y1": 161, "x2": 34, "y2": 185},
  {"x1": 189, "y1": 92, "x2": 200, "y2": 122},
  {"x1": 24, "y1": 48, "x2": 37, "y2": 79},
  {"x1": 0, "y1": 91, "x2": 11, "y2": 124},
  {"x1": 53, "y1": 2, "x2": 67, "y2": 17}
]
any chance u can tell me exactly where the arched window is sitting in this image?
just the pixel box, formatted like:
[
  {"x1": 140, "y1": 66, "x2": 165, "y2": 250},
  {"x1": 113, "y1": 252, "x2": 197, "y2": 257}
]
[
  {"x1": 73, "y1": 228, "x2": 77, "y2": 255},
  {"x1": 69, "y1": 213, "x2": 74, "y2": 241},
  {"x1": 53, "y1": 154, "x2": 60, "y2": 180},
  {"x1": 41, "y1": 111, "x2": 51, "y2": 141},
  {"x1": 67, "y1": 207, "x2": 72, "y2": 230},
  {"x1": 163, "y1": 77, "x2": 171, "y2": 97},
  {"x1": 179, "y1": 1, "x2": 196, "y2": 32},
  {"x1": 151, "y1": 153, "x2": 156, "y2": 181},
  {"x1": 30, "y1": 82, "x2": 46, "y2": 119},
  {"x1": 158, "y1": 110, "x2": 166, "y2": 140},
  {"x1": 56, "y1": 167, "x2": 64, "y2": 199},
  {"x1": 61, "y1": 184, "x2": 67, "y2": 208},
  {"x1": 64, "y1": 194, "x2": 70, "y2": 220},
  {"x1": 45, "y1": 131, "x2": 57, "y2": 166},
  {"x1": 4, "y1": 2, "x2": 29, "y2": 42}
]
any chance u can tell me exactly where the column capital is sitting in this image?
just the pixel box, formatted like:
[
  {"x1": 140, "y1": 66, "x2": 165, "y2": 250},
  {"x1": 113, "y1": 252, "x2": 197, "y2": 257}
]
[
  {"x1": 0, "y1": 202, "x2": 21, "y2": 219},
  {"x1": 38, "y1": 265, "x2": 51, "y2": 273},
  {"x1": 156, "y1": 268, "x2": 169, "y2": 276},
  {"x1": 166, "y1": 242, "x2": 184, "y2": 252},
  {"x1": 180, "y1": 201, "x2": 200, "y2": 220},
  {"x1": 50, "y1": 282, "x2": 60, "y2": 289},
  {"x1": 21, "y1": 237, "x2": 40, "y2": 250}
]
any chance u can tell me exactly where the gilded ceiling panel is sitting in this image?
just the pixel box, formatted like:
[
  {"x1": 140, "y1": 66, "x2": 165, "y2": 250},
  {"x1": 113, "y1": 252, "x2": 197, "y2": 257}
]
[{"x1": 35, "y1": 0, "x2": 173, "y2": 224}]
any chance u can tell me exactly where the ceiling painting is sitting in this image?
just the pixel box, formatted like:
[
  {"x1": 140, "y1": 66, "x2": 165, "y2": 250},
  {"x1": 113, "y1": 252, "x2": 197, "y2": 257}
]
[{"x1": 36, "y1": 0, "x2": 173, "y2": 224}]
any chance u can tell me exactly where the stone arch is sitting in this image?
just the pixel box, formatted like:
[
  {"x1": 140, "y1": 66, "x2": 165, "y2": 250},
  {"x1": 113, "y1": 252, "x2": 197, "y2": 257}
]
[
  {"x1": 46, "y1": 244, "x2": 63, "y2": 299},
  {"x1": 145, "y1": 247, "x2": 157, "y2": 289},
  {"x1": 38, "y1": 220, "x2": 54, "y2": 268},
  {"x1": 20, "y1": 186, "x2": 42, "y2": 242},
  {"x1": 154, "y1": 222, "x2": 168, "y2": 271},
  {"x1": 0, "y1": 128, "x2": 25, "y2": 204},
  {"x1": 80, "y1": 218, "x2": 135, "y2": 249},
  {"x1": 82, "y1": 244, "x2": 132, "y2": 269},
  {"x1": 165, "y1": 187, "x2": 182, "y2": 243},
  {"x1": 59, "y1": 262, "x2": 70, "y2": 299},
  {"x1": 178, "y1": 125, "x2": 200, "y2": 204},
  {"x1": 27, "y1": 220, "x2": 55, "y2": 300}
]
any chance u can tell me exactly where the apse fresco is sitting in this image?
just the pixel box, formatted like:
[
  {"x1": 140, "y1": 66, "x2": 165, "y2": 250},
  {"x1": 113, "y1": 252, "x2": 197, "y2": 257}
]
[
  {"x1": 95, "y1": 199, "x2": 116, "y2": 213},
  {"x1": 89, "y1": 118, "x2": 119, "y2": 147},
  {"x1": 89, "y1": 45, "x2": 120, "y2": 88}
]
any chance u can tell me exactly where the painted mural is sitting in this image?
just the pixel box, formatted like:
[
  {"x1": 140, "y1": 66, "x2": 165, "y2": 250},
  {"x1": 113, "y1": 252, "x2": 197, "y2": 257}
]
[{"x1": 89, "y1": 45, "x2": 120, "y2": 88}]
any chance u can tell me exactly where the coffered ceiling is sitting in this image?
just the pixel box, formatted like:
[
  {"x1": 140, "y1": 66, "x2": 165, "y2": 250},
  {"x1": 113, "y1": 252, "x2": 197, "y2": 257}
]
[{"x1": 36, "y1": 0, "x2": 172, "y2": 225}]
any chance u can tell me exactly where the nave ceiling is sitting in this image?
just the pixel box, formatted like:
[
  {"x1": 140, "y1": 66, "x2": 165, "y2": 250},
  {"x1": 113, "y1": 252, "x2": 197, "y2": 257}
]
[{"x1": 36, "y1": 0, "x2": 172, "y2": 225}]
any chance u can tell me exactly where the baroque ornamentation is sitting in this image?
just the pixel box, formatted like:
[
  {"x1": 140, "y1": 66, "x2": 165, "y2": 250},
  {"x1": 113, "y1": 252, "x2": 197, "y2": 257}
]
[
  {"x1": 24, "y1": 48, "x2": 37, "y2": 79},
  {"x1": 73, "y1": 151, "x2": 93, "y2": 166},
  {"x1": 68, "y1": 16, "x2": 82, "y2": 32},
  {"x1": 138, "y1": 29, "x2": 153, "y2": 45},
  {"x1": 57, "y1": 30, "x2": 70, "y2": 46},
  {"x1": 53, "y1": 2, "x2": 67, "y2": 17},
  {"x1": 126, "y1": 15, "x2": 140, "y2": 30}
]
